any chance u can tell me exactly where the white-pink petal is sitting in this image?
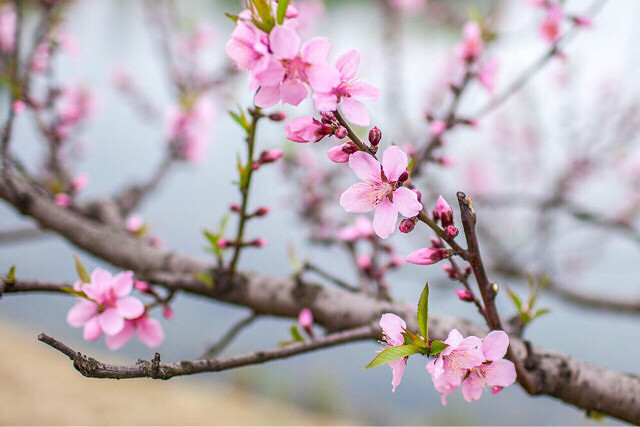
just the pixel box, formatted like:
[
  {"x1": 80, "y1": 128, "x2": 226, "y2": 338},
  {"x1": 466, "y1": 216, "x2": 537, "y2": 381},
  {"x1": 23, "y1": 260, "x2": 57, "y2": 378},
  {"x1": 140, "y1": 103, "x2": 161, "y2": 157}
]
[
  {"x1": 111, "y1": 271, "x2": 134, "y2": 297},
  {"x1": 280, "y1": 79, "x2": 308, "y2": 106},
  {"x1": 379, "y1": 313, "x2": 406, "y2": 346},
  {"x1": 301, "y1": 37, "x2": 331, "y2": 64},
  {"x1": 340, "y1": 98, "x2": 369, "y2": 126},
  {"x1": 83, "y1": 316, "x2": 102, "y2": 341},
  {"x1": 389, "y1": 358, "x2": 406, "y2": 392},
  {"x1": 98, "y1": 308, "x2": 125, "y2": 336},
  {"x1": 335, "y1": 49, "x2": 360, "y2": 81},
  {"x1": 269, "y1": 25, "x2": 300, "y2": 59},
  {"x1": 392, "y1": 187, "x2": 422, "y2": 218},
  {"x1": 307, "y1": 63, "x2": 340, "y2": 92},
  {"x1": 348, "y1": 151, "x2": 381, "y2": 182},
  {"x1": 340, "y1": 183, "x2": 377, "y2": 213},
  {"x1": 349, "y1": 80, "x2": 380, "y2": 100},
  {"x1": 116, "y1": 296, "x2": 145, "y2": 319},
  {"x1": 373, "y1": 198, "x2": 399, "y2": 239},
  {"x1": 137, "y1": 317, "x2": 165, "y2": 348},
  {"x1": 481, "y1": 330, "x2": 510, "y2": 361},
  {"x1": 66, "y1": 300, "x2": 97, "y2": 327},
  {"x1": 254, "y1": 85, "x2": 281, "y2": 108},
  {"x1": 484, "y1": 359, "x2": 517, "y2": 387},
  {"x1": 105, "y1": 320, "x2": 135, "y2": 350},
  {"x1": 381, "y1": 146, "x2": 408, "y2": 182}
]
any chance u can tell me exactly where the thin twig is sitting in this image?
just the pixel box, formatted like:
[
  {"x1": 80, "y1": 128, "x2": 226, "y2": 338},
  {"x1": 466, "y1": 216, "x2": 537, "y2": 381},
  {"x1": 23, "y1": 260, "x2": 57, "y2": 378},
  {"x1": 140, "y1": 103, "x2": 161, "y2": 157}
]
[
  {"x1": 333, "y1": 110, "x2": 373, "y2": 155},
  {"x1": 304, "y1": 262, "x2": 359, "y2": 293},
  {"x1": 38, "y1": 325, "x2": 377, "y2": 380},
  {"x1": 201, "y1": 312, "x2": 259, "y2": 358}
]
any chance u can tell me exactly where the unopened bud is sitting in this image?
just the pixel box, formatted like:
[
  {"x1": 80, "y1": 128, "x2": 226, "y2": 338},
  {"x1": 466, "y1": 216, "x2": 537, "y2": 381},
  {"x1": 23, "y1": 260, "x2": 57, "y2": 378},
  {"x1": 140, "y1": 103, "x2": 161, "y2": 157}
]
[
  {"x1": 320, "y1": 112, "x2": 335, "y2": 124},
  {"x1": 254, "y1": 206, "x2": 270, "y2": 217},
  {"x1": 455, "y1": 289, "x2": 474, "y2": 302},
  {"x1": 334, "y1": 126, "x2": 348, "y2": 139},
  {"x1": 268, "y1": 112, "x2": 287, "y2": 122},
  {"x1": 163, "y1": 305, "x2": 174, "y2": 320},
  {"x1": 368, "y1": 126, "x2": 382, "y2": 146},
  {"x1": 430, "y1": 120, "x2": 447, "y2": 137},
  {"x1": 251, "y1": 238, "x2": 267, "y2": 247},
  {"x1": 399, "y1": 218, "x2": 416, "y2": 233},
  {"x1": 251, "y1": 162, "x2": 260, "y2": 170},
  {"x1": 259, "y1": 149, "x2": 283, "y2": 164},
  {"x1": 217, "y1": 238, "x2": 231, "y2": 248},
  {"x1": 445, "y1": 225, "x2": 459, "y2": 238},
  {"x1": 429, "y1": 237, "x2": 443, "y2": 248},
  {"x1": 357, "y1": 254, "x2": 372, "y2": 269},
  {"x1": 442, "y1": 264, "x2": 458, "y2": 280},
  {"x1": 397, "y1": 170, "x2": 409, "y2": 183},
  {"x1": 12, "y1": 100, "x2": 26, "y2": 114},
  {"x1": 341, "y1": 141, "x2": 358, "y2": 154},
  {"x1": 230, "y1": 204, "x2": 241, "y2": 212},
  {"x1": 134, "y1": 280, "x2": 151, "y2": 292}
]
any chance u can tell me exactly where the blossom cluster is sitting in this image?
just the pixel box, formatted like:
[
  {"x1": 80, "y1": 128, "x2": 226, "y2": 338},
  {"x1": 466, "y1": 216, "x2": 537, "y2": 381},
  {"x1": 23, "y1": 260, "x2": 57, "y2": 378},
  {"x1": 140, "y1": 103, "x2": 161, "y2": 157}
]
[
  {"x1": 380, "y1": 314, "x2": 517, "y2": 404},
  {"x1": 66, "y1": 268, "x2": 167, "y2": 350}
]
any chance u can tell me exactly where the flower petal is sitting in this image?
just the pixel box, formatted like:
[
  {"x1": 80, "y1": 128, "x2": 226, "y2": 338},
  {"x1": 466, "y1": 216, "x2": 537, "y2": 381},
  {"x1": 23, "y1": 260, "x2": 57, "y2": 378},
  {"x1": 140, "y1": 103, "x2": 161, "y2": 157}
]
[
  {"x1": 307, "y1": 63, "x2": 340, "y2": 92},
  {"x1": 392, "y1": 187, "x2": 422, "y2": 218},
  {"x1": 301, "y1": 37, "x2": 331, "y2": 64},
  {"x1": 484, "y1": 359, "x2": 517, "y2": 387},
  {"x1": 83, "y1": 316, "x2": 102, "y2": 341},
  {"x1": 350, "y1": 80, "x2": 380, "y2": 100},
  {"x1": 312, "y1": 91, "x2": 338, "y2": 112},
  {"x1": 66, "y1": 300, "x2": 97, "y2": 327},
  {"x1": 335, "y1": 49, "x2": 360, "y2": 80},
  {"x1": 461, "y1": 371, "x2": 485, "y2": 402},
  {"x1": 111, "y1": 271, "x2": 134, "y2": 297},
  {"x1": 254, "y1": 85, "x2": 281, "y2": 108},
  {"x1": 269, "y1": 25, "x2": 300, "y2": 59},
  {"x1": 341, "y1": 98, "x2": 369, "y2": 126},
  {"x1": 379, "y1": 313, "x2": 406, "y2": 346},
  {"x1": 373, "y1": 198, "x2": 399, "y2": 239},
  {"x1": 90, "y1": 268, "x2": 112, "y2": 291},
  {"x1": 137, "y1": 317, "x2": 165, "y2": 348},
  {"x1": 382, "y1": 146, "x2": 408, "y2": 182},
  {"x1": 280, "y1": 79, "x2": 308, "y2": 106},
  {"x1": 98, "y1": 308, "x2": 125, "y2": 336},
  {"x1": 105, "y1": 320, "x2": 135, "y2": 350},
  {"x1": 116, "y1": 296, "x2": 145, "y2": 319},
  {"x1": 340, "y1": 183, "x2": 376, "y2": 213},
  {"x1": 389, "y1": 357, "x2": 406, "y2": 392},
  {"x1": 481, "y1": 330, "x2": 510, "y2": 361},
  {"x1": 348, "y1": 151, "x2": 381, "y2": 181}
]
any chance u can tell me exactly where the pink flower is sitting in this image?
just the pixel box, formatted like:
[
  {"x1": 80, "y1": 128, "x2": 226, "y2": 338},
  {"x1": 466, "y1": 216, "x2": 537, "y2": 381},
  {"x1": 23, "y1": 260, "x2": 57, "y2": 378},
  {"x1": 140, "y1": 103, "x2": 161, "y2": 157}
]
[
  {"x1": 56, "y1": 85, "x2": 97, "y2": 127},
  {"x1": 55, "y1": 193, "x2": 71, "y2": 207},
  {"x1": 225, "y1": 21, "x2": 270, "y2": 72},
  {"x1": 406, "y1": 247, "x2": 447, "y2": 265},
  {"x1": 430, "y1": 120, "x2": 447, "y2": 137},
  {"x1": 434, "y1": 195, "x2": 454, "y2": 227},
  {"x1": 71, "y1": 173, "x2": 89, "y2": 192},
  {"x1": 12, "y1": 100, "x2": 25, "y2": 114},
  {"x1": 166, "y1": 97, "x2": 214, "y2": 163},
  {"x1": 298, "y1": 308, "x2": 313, "y2": 332},
  {"x1": 312, "y1": 49, "x2": 380, "y2": 126},
  {"x1": 539, "y1": 4, "x2": 563, "y2": 43},
  {"x1": 105, "y1": 313, "x2": 165, "y2": 350},
  {"x1": 337, "y1": 216, "x2": 374, "y2": 242},
  {"x1": 0, "y1": 5, "x2": 16, "y2": 54},
  {"x1": 253, "y1": 24, "x2": 339, "y2": 108},
  {"x1": 340, "y1": 146, "x2": 422, "y2": 239},
  {"x1": 426, "y1": 329, "x2": 485, "y2": 405},
  {"x1": 380, "y1": 313, "x2": 408, "y2": 392},
  {"x1": 477, "y1": 59, "x2": 499, "y2": 93},
  {"x1": 461, "y1": 330, "x2": 517, "y2": 402},
  {"x1": 455, "y1": 289, "x2": 474, "y2": 302},
  {"x1": 357, "y1": 254, "x2": 372, "y2": 269},
  {"x1": 126, "y1": 214, "x2": 144, "y2": 234},
  {"x1": 456, "y1": 21, "x2": 483, "y2": 62},
  {"x1": 66, "y1": 268, "x2": 145, "y2": 342},
  {"x1": 285, "y1": 116, "x2": 326, "y2": 143}
]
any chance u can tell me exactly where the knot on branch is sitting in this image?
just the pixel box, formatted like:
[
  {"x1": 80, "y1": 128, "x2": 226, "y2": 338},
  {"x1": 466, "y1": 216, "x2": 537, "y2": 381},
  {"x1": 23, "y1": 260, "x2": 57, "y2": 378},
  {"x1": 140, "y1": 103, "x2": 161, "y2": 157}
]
[
  {"x1": 136, "y1": 353, "x2": 174, "y2": 380},
  {"x1": 72, "y1": 352, "x2": 106, "y2": 378}
]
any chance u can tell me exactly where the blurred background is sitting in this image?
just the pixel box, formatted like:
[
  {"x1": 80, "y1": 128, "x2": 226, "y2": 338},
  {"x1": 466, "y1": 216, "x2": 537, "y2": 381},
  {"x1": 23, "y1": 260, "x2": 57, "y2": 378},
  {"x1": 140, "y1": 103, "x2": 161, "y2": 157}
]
[{"x1": 1, "y1": 0, "x2": 640, "y2": 424}]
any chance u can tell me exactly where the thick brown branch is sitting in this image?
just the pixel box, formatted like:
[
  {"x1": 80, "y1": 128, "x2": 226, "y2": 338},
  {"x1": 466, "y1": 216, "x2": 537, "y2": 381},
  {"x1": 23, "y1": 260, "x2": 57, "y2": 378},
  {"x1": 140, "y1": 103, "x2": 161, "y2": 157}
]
[{"x1": 38, "y1": 325, "x2": 377, "y2": 379}]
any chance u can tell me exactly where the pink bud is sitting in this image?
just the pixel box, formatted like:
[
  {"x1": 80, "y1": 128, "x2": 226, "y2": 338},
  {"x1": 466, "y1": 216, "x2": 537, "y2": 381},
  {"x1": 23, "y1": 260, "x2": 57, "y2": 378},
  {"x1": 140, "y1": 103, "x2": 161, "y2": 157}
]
[
  {"x1": 435, "y1": 196, "x2": 454, "y2": 227},
  {"x1": 126, "y1": 214, "x2": 144, "y2": 233},
  {"x1": 342, "y1": 141, "x2": 358, "y2": 154},
  {"x1": 445, "y1": 225, "x2": 459, "y2": 238},
  {"x1": 397, "y1": 169, "x2": 409, "y2": 183},
  {"x1": 163, "y1": 305, "x2": 174, "y2": 320},
  {"x1": 254, "y1": 206, "x2": 270, "y2": 216},
  {"x1": 252, "y1": 238, "x2": 267, "y2": 247},
  {"x1": 334, "y1": 126, "x2": 348, "y2": 139},
  {"x1": 259, "y1": 149, "x2": 284, "y2": 164},
  {"x1": 430, "y1": 120, "x2": 447, "y2": 137},
  {"x1": 251, "y1": 162, "x2": 260, "y2": 170},
  {"x1": 406, "y1": 247, "x2": 447, "y2": 265},
  {"x1": 442, "y1": 264, "x2": 458, "y2": 279},
  {"x1": 357, "y1": 254, "x2": 372, "y2": 269},
  {"x1": 70, "y1": 173, "x2": 89, "y2": 191},
  {"x1": 134, "y1": 280, "x2": 151, "y2": 292},
  {"x1": 438, "y1": 156, "x2": 454, "y2": 167},
  {"x1": 230, "y1": 204, "x2": 241, "y2": 212},
  {"x1": 368, "y1": 126, "x2": 382, "y2": 146},
  {"x1": 54, "y1": 193, "x2": 71, "y2": 207},
  {"x1": 572, "y1": 16, "x2": 592, "y2": 27},
  {"x1": 455, "y1": 289, "x2": 474, "y2": 302},
  {"x1": 149, "y1": 236, "x2": 164, "y2": 247},
  {"x1": 12, "y1": 100, "x2": 25, "y2": 114},
  {"x1": 217, "y1": 238, "x2": 231, "y2": 248},
  {"x1": 327, "y1": 145, "x2": 350, "y2": 163},
  {"x1": 268, "y1": 112, "x2": 287, "y2": 122},
  {"x1": 298, "y1": 308, "x2": 313, "y2": 329},
  {"x1": 399, "y1": 218, "x2": 416, "y2": 233}
]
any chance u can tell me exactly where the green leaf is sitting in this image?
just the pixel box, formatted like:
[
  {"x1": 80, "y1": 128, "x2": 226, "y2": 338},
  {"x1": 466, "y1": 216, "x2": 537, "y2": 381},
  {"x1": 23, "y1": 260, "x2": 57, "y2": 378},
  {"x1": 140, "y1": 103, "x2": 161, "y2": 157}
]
[
  {"x1": 290, "y1": 325, "x2": 305, "y2": 342},
  {"x1": 61, "y1": 286, "x2": 91, "y2": 300},
  {"x1": 73, "y1": 254, "x2": 91, "y2": 284},
  {"x1": 364, "y1": 345, "x2": 421, "y2": 370},
  {"x1": 505, "y1": 285, "x2": 522, "y2": 312},
  {"x1": 195, "y1": 272, "x2": 214, "y2": 289},
  {"x1": 225, "y1": 13, "x2": 239, "y2": 23},
  {"x1": 429, "y1": 339, "x2": 449, "y2": 356},
  {"x1": 252, "y1": 0, "x2": 275, "y2": 31},
  {"x1": 287, "y1": 243, "x2": 301, "y2": 271},
  {"x1": 203, "y1": 230, "x2": 219, "y2": 248},
  {"x1": 276, "y1": 0, "x2": 289, "y2": 24},
  {"x1": 403, "y1": 330, "x2": 427, "y2": 349},
  {"x1": 533, "y1": 308, "x2": 550, "y2": 319},
  {"x1": 5, "y1": 265, "x2": 16, "y2": 285},
  {"x1": 417, "y1": 282, "x2": 429, "y2": 343},
  {"x1": 229, "y1": 109, "x2": 250, "y2": 133}
]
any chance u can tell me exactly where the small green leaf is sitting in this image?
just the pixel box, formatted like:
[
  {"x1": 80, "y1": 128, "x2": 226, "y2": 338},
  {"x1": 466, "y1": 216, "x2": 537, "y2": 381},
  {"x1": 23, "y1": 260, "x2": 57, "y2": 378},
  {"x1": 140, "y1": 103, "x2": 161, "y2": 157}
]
[
  {"x1": 533, "y1": 308, "x2": 550, "y2": 319},
  {"x1": 505, "y1": 285, "x2": 522, "y2": 312},
  {"x1": 417, "y1": 282, "x2": 429, "y2": 343},
  {"x1": 364, "y1": 345, "x2": 421, "y2": 370},
  {"x1": 225, "y1": 13, "x2": 239, "y2": 23},
  {"x1": 402, "y1": 330, "x2": 427, "y2": 349},
  {"x1": 73, "y1": 254, "x2": 91, "y2": 283},
  {"x1": 5, "y1": 265, "x2": 16, "y2": 285},
  {"x1": 61, "y1": 286, "x2": 90, "y2": 300},
  {"x1": 195, "y1": 272, "x2": 214, "y2": 289},
  {"x1": 252, "y1": 0, "x2": 275, "y2": 31},
  {"x1": 203, "y1": 230, "x2": 219, "y2": 248},
  {"x1": 290, "y1": 325, "x2": 305, "y2": 342},
  {"x1": 276, "y1": 0, "x2": 290, "y2": 24},
  {"x1": 287, "y1": 243, "x2": 301, "y2": 271},
  {"x1": 429, "y1": 340, "x2": 449, "y2": 356},
  {"x1": 229, "y1": 108, "x2": 250, "y2": 133}
]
